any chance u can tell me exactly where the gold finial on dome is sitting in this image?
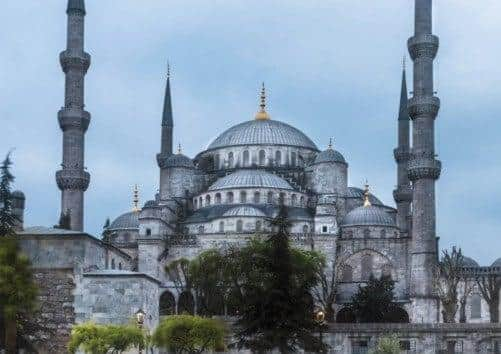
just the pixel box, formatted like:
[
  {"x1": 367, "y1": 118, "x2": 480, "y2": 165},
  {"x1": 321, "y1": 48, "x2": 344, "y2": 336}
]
[
  {"x1": 177, "y1": 143, "x2": 182, "y2": 154},
  {"x1": 363, "y1": 181, "x2": 371, "y2": 207},
  {"x1": 255, "y1": 82, "x2": 270, "y2": 120},
  {"x1": 328, "y1": 137, "x2": 333, "y2": 150},
  {"x1": 133, "y1": 184, "x2": 140, "y2": 212}
]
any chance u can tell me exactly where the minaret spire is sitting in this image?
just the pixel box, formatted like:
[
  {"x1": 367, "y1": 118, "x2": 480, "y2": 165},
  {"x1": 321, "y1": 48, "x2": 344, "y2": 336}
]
[
  {"x1": 255, "y1": 82, "x2": 270, "y2": 120},
  {"x1": 55, "y1": 0, "x2": 91, "y2": 231},
  {"x1": 407, "y1": 0, "x2": 441, "y2": 323},
  {"x1": 159, "y1": 62, "x2": 174, "y2": 156},
  {"x1": 393, "y1": 62, "x2": 412, "y2": 232}
]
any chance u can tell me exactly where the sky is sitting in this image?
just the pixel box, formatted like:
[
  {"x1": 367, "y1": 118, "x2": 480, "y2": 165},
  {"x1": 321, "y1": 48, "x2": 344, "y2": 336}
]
[{"x1": 1, "y1": 1, "x2": 500, "y2": 265}]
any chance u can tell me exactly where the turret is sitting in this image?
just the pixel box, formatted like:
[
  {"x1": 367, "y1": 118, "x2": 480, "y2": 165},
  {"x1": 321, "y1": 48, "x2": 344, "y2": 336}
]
[
  {"x1": 393, "y1": 63, "x2": 412, "y2": 232},
  {"x1": 407, "y1": 0, "x2": 441, "y2": 323},
  {"x1": 158, "y1": 145, "x2": 196, "y2": 200},
  {"x1": 11, "y1": 190, "x2": 25, "y2": 231},
  {"x1": 55, "y1": 0, "x2": 91, "y2": 231}
]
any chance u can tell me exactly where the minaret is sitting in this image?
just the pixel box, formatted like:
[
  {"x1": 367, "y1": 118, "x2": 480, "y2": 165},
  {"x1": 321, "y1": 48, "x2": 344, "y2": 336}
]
[
  {"x1": 407, "y1": 0, "x2": 441, "y2": 322},
  {"x1": 159, "y1": 64, "x2": 174, "y2": 158},
  {"x1": 55, "y1": 0, "x2": 91, "y2": 231},
  {"x1": 393, "y1": 61, "x2": 412, "y2": 232}
]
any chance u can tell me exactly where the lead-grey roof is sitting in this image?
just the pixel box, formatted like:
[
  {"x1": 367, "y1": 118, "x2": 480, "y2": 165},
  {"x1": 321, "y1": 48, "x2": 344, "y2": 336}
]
[
  {"x1": 341, "y1": 205, "x2": 396, "y2": 227},
  {"x1": 346, "y1": 187, "x2": 384, "y2": 206},
  {"x1": 314, "y1": 148, "x2": 346, "y2": 165},
  {"x1": 461, "y1": 256, "x2": 479, "y2": 268},
  {"x1": 492, "y1": 258, "x2": 501, "y2": 268},
  {"x1": 206, "y1": 119, "x2": 318, "y2": 151},
  {"x1": 208, "y1": 170, "x2": 293, "y2": 191},
  {"x1": 11, "y1": 190, "x2": 25, "y2": 199},
  {"x1": 223, "y1": 206, "x2": 266, "y2": 217},
  {"x1": 162, "y1": 153, "x2": 194, "y2": 169},
  {"x1": 109, "y1": 211, "x2": 140, "y2": 230}
]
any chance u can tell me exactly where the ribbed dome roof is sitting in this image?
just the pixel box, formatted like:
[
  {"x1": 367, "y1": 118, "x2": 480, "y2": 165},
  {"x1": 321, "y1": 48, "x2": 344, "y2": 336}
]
[
  {"x1": 162, "y1": 153, "x2": 194, "y2": 169},
  {"x1": 207, "y1": 119, "x2": 318, "y2": 151},
  {"x1": 461, "y1": 256, "x2": 479, "y2": 268},
  {"x1": 109, "y1": 211, "x2": 140, "y2": 230},
  {"x1": 314, "y1": 148, "x2": 346, "y2": 165},
  {"x1": 346, "y1": 187, "x2": 383, "y2": 206},
  {"x1": 223, "y1": 206, "x2": 266, "y2": 217},
  {"x1": 342, "y1": 205, "x2": 396, "y2": 227},
  {"x1": 11, "y1": 190, "x2": 25, "y2": 199},
  {"x1": 208, "y1": 170, "x2": 293, "y2": 191},
  {"x1": 492, "y1": 258, "x2": 501, "y2": 268}
]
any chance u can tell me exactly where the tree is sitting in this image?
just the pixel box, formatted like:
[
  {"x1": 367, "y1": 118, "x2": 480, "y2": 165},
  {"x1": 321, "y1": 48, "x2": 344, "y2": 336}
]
[
  {"x1": 348, "y1": 275, "x2": 406, "y2": 323},
  {"x1": 152, "y1": 315, "x2": 226, "y2": 353},
  {"x1": 0, "y1": 153, "x2": 16, "y2": 235},
  {"x1": 311, "y1": 259, "x2": 337, "y2": 322},
  {"x1": 371, "y1": 334, "x2": 401, "y2": 354},
  {"x1": 233, "y1": 206, "x2": 326, "y2": 353},
  {"x1": 68, "y1": 322, "x2": 145, "y2": 354},
  {"x1": 165, "y1": 257, "x2": 192, "y2": 293},
  {"x1": 476, "y1": 272, "x2": 500, "y2": 323},
  {"x1": 434, "y1": 247, "x2": 464, "y2": 323}
]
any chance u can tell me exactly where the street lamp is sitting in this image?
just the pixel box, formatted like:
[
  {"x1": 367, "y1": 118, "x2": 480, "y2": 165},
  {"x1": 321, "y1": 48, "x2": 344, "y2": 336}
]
[
  {"x1": 135, "y1": 309, "x2": 146, "y2": 354},
  {"x1": 315, "y1": 308, "x2": 326, "y2": 351}
]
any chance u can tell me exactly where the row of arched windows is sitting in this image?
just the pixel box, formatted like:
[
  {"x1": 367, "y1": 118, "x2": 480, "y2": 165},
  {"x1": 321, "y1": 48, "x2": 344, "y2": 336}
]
[
  {"x1": 194, "y1": 191, "x2": 306, "y2": 209},
  {"x1": 212, "y1": 150, "x2": 301, "y2": 169},
  {"x1": 341, "y1": 255, "x2": 391, "y2": 282},
  {"x1": 343, "y1": 229, "x2": 399, "y2": 239}
]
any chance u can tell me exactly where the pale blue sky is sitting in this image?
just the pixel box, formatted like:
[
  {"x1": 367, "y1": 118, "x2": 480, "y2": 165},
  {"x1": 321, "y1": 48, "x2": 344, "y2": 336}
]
[{"x1": 1, "y1": 1, "x2": 500, "y2": 264}]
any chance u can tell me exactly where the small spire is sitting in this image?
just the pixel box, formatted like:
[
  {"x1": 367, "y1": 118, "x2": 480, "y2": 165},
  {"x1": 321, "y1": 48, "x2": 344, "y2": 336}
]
[
  {"x1": 167, "y1": 61, "x2": 171, "y2": 78},
  {"x1": 328, "y1": 137, "x2": 333, "y2": 150},
  {"x1": 398, "y1": 61, "x2": 409, "y2": 121},
  {"x1": 162, "y1": 61, "x2": 173, "y2": 127},
  {"x1": 255, "y1": 82, "x2": 270, "y2": 120},
  {"x1": 363, "y1": 181, "x2": 371, "y2": 207},
  {"x1": 177, "y1": 143, "x2": 182, "y2": 154},
  {"x1": 402, "y1": 55, "x2": 406, "y2": 71},
  {"x1": 133, "y1": 185, "x2": 140, "y2": 212}
]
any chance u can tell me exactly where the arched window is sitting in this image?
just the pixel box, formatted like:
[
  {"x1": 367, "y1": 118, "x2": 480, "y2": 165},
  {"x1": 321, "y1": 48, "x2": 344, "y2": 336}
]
[
  {"x1": 219, "y1": 221, "x2": 225, "y2": 233},
  {"x1": 256, "y1": 220, "x2": 262, "y2": 232},
  {"x1": 236, "y1": 220, "x2": 243, "y2": 232},
  {"x1": 215, "y1": 193, "x2": 222, "y2": 204},
  {"x1": 291, "y1": 152, "x2": 297, "y2": 167},
  {"x1": 380, "y1": 229, "x2": 387, "y2": 238},
  {"x1": 275, "y1": 151, "x2": 282, "y2": 166},
  {"x1": 111, "y1": 259, "x2": 115, "y2": 269},
  {"x1": 240, "y1": 191, "x2": 247, "y2": 203},
  {"x1": 382, "y1": 264, "x2": 392, "y2": 279},
  {"x1": 302, "y1": 224, "x2": 309, "y2": 234},
  {"x1": 198, "y1": 225, "x2": 205, "y2": 234},
  {"x1": 199, "y1": 197, "x2": 202, "y2": 207},
  {"x1": 194, "y1": 199, "x2": 198, "y2": 209},
  {"x1": 259, "y1": 150, "x2": 266, "y2": 166},
  {"x1": 279, "y1": 192, "x2": 285, "y2": 205},
  {"x1": 253, "y1": 191, "x2": 260, "y2": 204},
  {"x1": 342, "y1": 265, "x2": 353, "y2": 282},
  {"x1": 227, "y1": 192, "x2": 234, "y2": 204},
  {"x1": 300, "y1": 196, "x2": 305, "y2": 206},
  {"x1": 243, "y1": 150, "x2": 250, "y2": 167},
  {"x1": 471, "y1": 293, "x2": 482, "y2": 319},
  {"x1": 118, "y1": 262, "x2": 122, "y2": 270},
  {"x1": 228, "y1": 152, "x2": 234, "y2": 167},
  {"x1": 178, "y1": 291, "x2": 195, "y2": 315},
  {"x1": 361, "y1": 254, "x2": 373, "y2": 281},
  {"x1": 159, "y1": 291, "x2": 176, "y2": 316},
  {"x1": 363, "y1": 229, "x2": 370, "y2": 239},
  {"x1": 214, "y1": 154, "x2": 220, "y2": 169},
  {"x1": 291, "y1": 194, "x2": 297, "y2": 206},
  {"x1": 267, "y1": 191, "x2": 274, "y2": 204},
  {"x1": 205, "y1": 195, "x2": 211, "y2": 206}
]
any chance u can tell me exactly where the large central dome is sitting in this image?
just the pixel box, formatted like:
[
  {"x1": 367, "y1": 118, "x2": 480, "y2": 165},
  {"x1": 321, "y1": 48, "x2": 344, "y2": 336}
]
[{"x1": 206, "y1": 119, "x2": 318, "y2": 151}]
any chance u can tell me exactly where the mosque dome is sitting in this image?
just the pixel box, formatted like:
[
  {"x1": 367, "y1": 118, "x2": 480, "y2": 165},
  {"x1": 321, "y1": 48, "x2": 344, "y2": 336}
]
[
  {"x1": 313, "y1": 147, "x2": 346, "y2": 165},
  {"x1": 491, "y1": 258, "x2": 501, "y2": 268},
  {"x1": 161, "y1": 153, "x2": 194, "y2": 169},
  {"x1": 11, "y1": 190, "x2": 26, "y2": 199},
  {"x1": 461, "y1": 256, "x2": 479, "y2": 268},
  {"x1": 346, "y1": 187, "x2": 384, "y2": 206},
  {"x1": 206, "y1": 119, "x2": 318, "y2": 151},
  {"x1": 223, "y1": 206, "x2": 266, "y2": 217},
  {"x1": 208, "y1": 170, "x2": 293, "y2": 191},
  {"x1": 342, "y1": 205, "x2": 396, "y2": 227},
  {"x1": 109, "y1": 210, "x2": 140, "y2": 230}
]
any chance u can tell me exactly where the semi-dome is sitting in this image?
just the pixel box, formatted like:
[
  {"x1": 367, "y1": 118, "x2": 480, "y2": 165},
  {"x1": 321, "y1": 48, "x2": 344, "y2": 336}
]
[
  {"x1": 223, "y1": 206, "x2": 266, "y2": 217},
  {"x1": 206, "y1": 119, "x2": 318, "y2": 151},
  {"x1": 492, "y1": 258, "x2": 501, "y2": 268},
  {"x1": 313, "y1": 148, "x2": 346, "y2": 165},
  {"x1": 461, "y1": 256, "x2": 479, "y2": 268},
  {"x1": 342, "y1": 205, "x2": 396, "y2": 227},
  {"x1": 347, "y1": 187, "x2": 383, "y2": 206},
  {"x1": 159, "y1": 153, "x2": 194, "y2": 169},
  {"x1": 208, "y1": 170, "x2": 293, "y2": 191},
  {"x1": 109, "y1": 210, "x2": 140, "y2": 230}
]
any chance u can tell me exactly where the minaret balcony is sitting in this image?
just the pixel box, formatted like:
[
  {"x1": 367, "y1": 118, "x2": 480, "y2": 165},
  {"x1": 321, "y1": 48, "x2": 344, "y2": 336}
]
[
  {"x1": 393, "y1": 147, "x2": 410, "y2": 163},
  {"x1": 407, "y1": 155, "x2": 441, "y2": 181},
  {"x1": 58, "y1": 108, "x2": 91, "y2": 131},
  {"x1": 408, "y1": 96, "x2": 440, "y2": 120},
  {"x1": 60, "y1": 50, "x2": 91, "y2": 73},
  {"x1": 407, "y1": 34, "x2": 439, "y2": 60},
  {"x1": 56, "y1": 169, "x2": 90, "y2": 191},
  {"x1": 393, "y1": 185, "x2": 412, "y2": 203}
]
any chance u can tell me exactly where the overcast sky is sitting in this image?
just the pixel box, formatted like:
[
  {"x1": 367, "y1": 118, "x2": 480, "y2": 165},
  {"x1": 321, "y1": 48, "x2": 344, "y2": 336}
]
[{"x1": 1, "y1": 1, "x2": 500, "y2": 265}]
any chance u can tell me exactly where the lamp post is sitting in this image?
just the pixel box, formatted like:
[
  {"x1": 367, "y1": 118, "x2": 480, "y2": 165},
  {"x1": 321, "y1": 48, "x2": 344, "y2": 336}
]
[
  {"x1": 315, "y1": 308, "x2": 326, "y2": 350},
  {"x1": 136, "y1": 309, "x2": 146, "y2": 354}
]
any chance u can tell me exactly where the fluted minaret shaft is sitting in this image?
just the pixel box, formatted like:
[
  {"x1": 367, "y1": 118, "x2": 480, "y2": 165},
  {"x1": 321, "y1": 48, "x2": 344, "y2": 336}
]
[
  {"x1": 407, "y1": 0, "x2": 441, "y2": 311},
  {"x1": 393, "y1": 68, "x2": 412, "y2": 232},
  {"x1": 55, "y1": 0, "x2": 91, "y2": 231}
]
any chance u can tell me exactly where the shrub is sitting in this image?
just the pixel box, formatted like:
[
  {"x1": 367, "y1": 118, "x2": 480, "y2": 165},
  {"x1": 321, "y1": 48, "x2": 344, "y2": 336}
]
[{"x1": 371, "y1": 334, "x2": 401, "y2": 354}]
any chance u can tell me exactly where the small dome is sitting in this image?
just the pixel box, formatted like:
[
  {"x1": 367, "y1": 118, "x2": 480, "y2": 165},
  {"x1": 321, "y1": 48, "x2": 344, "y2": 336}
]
[
  {"x1": 342, "y1": 205, "x2": 396, "y2": 227},
  {"x1": 461, "y1": 256, "x2": 479, "y2": 268},
  {"x1": 206, "y1": 119, "x2": 318, "y2": 151},
  {"x1": 143, "y1": 200, "x2": 157, "y2": 208},
  {"x1": 491, "y1": 258, "x2": 501, "y2": 268},
  {"x1": 313, "y1": 148, "x2": 346, "y2": 165},
  {"x1": 11, "y1": 190, "x2": 25, "y2": 199},
  {"x1": 346, "y1": 187, "x2": 384, "y2": 206},
  {"x1": 223, "y1": 206, "x2": 266, "y2": 217},
  {"x1": 109, "y1": 211, "x2": 140, "y2": 230},
  {"x1": 208, "y1": 170, "x2": 293, "y2": 191},
  {"x1": 160, "y1": 153, "x2": 194, "y2": 169}
]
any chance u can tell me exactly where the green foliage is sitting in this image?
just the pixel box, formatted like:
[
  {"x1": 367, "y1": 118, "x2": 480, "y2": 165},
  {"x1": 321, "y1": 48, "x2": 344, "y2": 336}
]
[
  {"x1": 0, "y1": 153, "x2": 16, "y2": 236},
  {"x1": 437, "y1": 246, "x2": 464, "y2": 323},
  {"x1": 371, "y1": 334, "x2": 401, "y2": 354},
  {"x1": 68, "y1": 322, "x2": 145, "y2": 354},
  {"x1": 152, "y1": 315, "x2": 226, "y2": 353},
  {"x1": 349, "y1": 275, "x2": 406, "y2": 323}
]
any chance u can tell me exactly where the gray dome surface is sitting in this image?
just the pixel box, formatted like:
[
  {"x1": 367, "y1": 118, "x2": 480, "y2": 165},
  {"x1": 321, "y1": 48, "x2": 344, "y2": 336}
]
[
  {"x1": 347, "y1": 187, "x2": 383, "y2": 206},
  {"x1": 109, "y1": 211, "x2": 139, "y2": 230},
  {"x1": 342, "y1": 205, "x2": 396, "y2": 227},
  {"x1": 208, "y1": 170, "x2": 293, "y2": 191},
  {"x1": 492, "y1": 258, "x2": 501, "y2": 268},
  {"x1": 223, "y1": 206, "x2": 266, "y2": 217},
  {"x1": 11, "y1": 190, "x2": 26, "y2": 199},
  {"x1": 314, "y1": 148, "x2": 346, "y2": 165},
  {"x1": 461, "y1": 256, "x2": 479, "y2": 267},
  {"x1": 207, "y1": 119, "x2": 318, "y2": 151},
  {"x1": 161, "y1": 153, "x2": 194, "y2": 169}
]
